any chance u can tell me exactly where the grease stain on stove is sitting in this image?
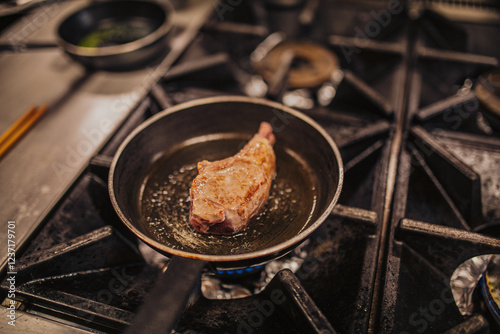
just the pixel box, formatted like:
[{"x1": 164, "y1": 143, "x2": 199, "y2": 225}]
[{"x1": 441, "y1": 142, "x2": 500, "y2": 224}]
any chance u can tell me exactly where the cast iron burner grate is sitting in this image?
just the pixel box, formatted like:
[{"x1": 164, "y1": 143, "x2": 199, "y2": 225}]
[{"x1": 2, "y1": 1, "x2": 500, "y2": 333}]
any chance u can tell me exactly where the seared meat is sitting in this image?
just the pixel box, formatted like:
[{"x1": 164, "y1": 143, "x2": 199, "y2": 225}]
[{"x1": 189, "y1": 122, "x2": 276, "y2": 235}]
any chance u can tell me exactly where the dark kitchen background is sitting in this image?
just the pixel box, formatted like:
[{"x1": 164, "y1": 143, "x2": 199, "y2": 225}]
[{"x1": 1, "y1": 0, "x2": 500, "y2": 333}]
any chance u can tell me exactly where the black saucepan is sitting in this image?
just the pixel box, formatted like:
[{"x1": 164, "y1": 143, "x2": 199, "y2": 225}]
[
  {"x1": 56, "y1": 0, "x2": 174, "y2": 70},
  {"x1": 108, "y1": 96, "x2": 343, "y2": 332}
]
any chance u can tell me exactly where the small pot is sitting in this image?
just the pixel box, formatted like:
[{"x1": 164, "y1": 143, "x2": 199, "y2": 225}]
[{"x1": 56, "y1": 0, "x2": 174, "y2": 70}]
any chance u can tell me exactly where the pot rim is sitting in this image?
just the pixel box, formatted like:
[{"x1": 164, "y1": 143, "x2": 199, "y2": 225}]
[{"x1": 56, "y1": 0, "x2": 175, "y2": 58}]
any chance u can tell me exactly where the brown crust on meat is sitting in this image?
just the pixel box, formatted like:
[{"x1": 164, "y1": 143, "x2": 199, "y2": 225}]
[{"x1": 189, "y1": 122, "x2": 276, "y2": 235}]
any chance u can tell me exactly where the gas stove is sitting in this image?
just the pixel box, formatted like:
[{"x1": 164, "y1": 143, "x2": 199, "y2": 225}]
[{"x1": 1, "y1": 1, "x2": 500, "y2": 333}]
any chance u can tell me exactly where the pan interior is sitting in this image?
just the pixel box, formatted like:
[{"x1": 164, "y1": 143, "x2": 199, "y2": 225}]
[
  {"x1": 58, "y1": 1, "x2": 166, "y2": 48},
  {"x1": 139, "y1": 135, "x2": 318, "y2": 255},
  {"x1": 78, "y1": 18, "x2": 157, "y2": 48}
]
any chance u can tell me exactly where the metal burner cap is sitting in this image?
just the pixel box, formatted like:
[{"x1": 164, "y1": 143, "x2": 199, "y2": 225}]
[
  {"x1": 255, "y1": 41, "x2": 339, "y2": 89},
  {"x1": 475, "y1": 69, "x2": 500, "y2": 130}
]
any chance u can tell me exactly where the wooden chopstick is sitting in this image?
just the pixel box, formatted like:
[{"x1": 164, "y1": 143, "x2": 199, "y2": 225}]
[
  {"x1": 0, "y1": 105, "x2": 37, "y2": 147},
  {"x1": 0, "y1": 105, "x2": 48, "y2": 159}
]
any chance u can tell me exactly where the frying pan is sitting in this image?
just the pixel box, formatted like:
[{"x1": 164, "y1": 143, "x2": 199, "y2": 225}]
[
  {"x1": 56, "y1": 0, "x2": 174, "y2": 70},
  {"x1": 108, "y1": 96, "x2": 343, "y2": 332}
]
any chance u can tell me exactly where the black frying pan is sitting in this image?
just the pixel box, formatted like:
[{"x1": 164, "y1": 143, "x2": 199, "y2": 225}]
[
  {"x1": 109, "y1": 96, "x2": 343, "y2": 332},
  {"x1": 56, "y1": 0, "x2": 174, "y2": 70}
]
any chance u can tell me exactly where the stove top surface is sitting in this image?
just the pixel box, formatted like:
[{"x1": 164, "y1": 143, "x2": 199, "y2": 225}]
[{"x1": 1, "y1": 1, "x2": 500, "y2": 333}]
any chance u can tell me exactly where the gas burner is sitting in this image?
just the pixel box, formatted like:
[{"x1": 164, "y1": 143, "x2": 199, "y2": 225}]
[
  {"x1": 254, "y1": 41, "x2": 339, "y2": 89},
  {"x1": 201, "y1": 240, "x2": 309, "y2": 300},
  {"x1": 475, "y1": 69, "x2": 500, "y2": 130}
]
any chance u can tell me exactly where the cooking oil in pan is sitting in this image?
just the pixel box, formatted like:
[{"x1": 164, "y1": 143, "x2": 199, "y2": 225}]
[
  {"x1": 79, "y1": 19, "x2": 157, "y2": 48},
  {"x1": 140, "y1": 137, "x2": 318, "y2": 255}
]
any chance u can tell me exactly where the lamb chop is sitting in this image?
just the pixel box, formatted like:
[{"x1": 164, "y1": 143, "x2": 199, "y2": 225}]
[{"x1": 189, "y1": 122, "x2": 276, "y2": 235}]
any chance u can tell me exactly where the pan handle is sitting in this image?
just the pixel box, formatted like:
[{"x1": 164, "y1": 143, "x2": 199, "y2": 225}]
[{"x1": 125, "y1": 256, "x2": 207, "y2": 333}]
